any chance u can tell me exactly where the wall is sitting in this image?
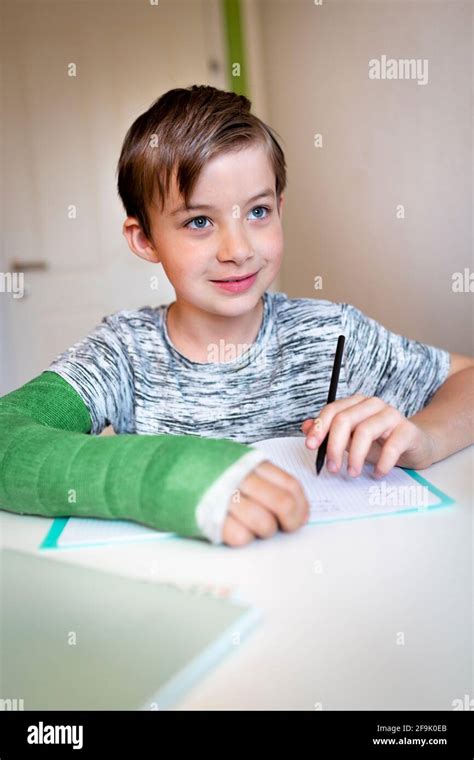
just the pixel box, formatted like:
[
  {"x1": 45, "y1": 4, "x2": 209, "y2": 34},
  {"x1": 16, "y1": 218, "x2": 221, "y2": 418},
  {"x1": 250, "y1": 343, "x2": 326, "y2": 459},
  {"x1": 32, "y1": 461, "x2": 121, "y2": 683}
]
[{"x1": 256, "y1": 0, "x2": 472, "y2": 353}]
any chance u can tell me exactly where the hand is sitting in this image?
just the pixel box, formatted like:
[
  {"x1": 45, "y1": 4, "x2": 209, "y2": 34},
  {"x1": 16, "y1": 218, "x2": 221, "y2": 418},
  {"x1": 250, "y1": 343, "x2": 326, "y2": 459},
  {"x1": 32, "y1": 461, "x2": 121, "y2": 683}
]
[
  {"x1": 222, "y1": 460, "x2": 310, "y2": 547},
  {"x1": 301, "y1": 394, "x2": 436, "y2": 478}
]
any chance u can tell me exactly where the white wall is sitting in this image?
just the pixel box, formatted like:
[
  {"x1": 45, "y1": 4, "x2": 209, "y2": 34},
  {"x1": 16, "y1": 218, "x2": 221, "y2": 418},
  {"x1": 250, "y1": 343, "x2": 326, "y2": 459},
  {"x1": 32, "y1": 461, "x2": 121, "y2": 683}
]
[{"x1": 256, "y1": 0, "x2": 472, "y2": 354}]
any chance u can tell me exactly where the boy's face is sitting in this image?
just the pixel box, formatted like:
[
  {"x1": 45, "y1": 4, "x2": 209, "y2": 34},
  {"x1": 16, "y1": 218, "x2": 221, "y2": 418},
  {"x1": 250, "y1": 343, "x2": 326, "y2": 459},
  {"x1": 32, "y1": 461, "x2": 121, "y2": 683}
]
[{"x1": 124, "y1": 143, "x2": 284, "y2": 318}]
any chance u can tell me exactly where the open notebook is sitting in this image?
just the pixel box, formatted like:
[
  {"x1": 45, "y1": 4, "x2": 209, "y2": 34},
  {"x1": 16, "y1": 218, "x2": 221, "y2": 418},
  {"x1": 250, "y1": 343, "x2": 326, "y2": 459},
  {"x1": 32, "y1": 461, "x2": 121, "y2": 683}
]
[{"x1": 40, "y1": 436, "x2": 454, "y2": 550}]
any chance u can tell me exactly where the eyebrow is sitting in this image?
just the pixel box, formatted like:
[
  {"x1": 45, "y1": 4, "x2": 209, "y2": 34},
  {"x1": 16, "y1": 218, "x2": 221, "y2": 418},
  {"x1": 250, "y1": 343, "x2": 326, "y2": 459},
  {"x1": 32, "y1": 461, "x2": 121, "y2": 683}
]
[{"x1": 170, "y1": 188, "x2": 275, "y2": 217}]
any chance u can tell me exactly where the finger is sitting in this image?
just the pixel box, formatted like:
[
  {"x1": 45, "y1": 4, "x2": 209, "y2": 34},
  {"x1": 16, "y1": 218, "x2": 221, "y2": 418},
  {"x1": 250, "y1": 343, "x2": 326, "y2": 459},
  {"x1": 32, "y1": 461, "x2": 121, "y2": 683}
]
[
  {"x1": 350, "y1": 427, "x2": 395, "y2": 464},
  {"x1": 324, "y1": 397, "x2": 390, "y2": 471},
  {"x1": 229, "y1": 493, "x2": 279, "y2": 539},
  {"x1": 254, "y1": 460, "x2": 309, "y2": 528},
  {"x1": 349, "y1": 438, "x2": 384, "y2": 465},
  {"x1": 222, "y1": 513, "x2": 255, "y2": 547},
  {"x1": 301, "y1": 397, "x2": 367, "y2": 438},
  {"x1": 345, "y1": 407, "x2": 403, "y2": 476},
  {"x1": 344, "y1": 432, "x2": 391, "y2": 464},
  {"x1": 305, "y1": 394, "x2": 367, "y2": 449},
  {"x1": 373, "y1": 422, "x2": 417, "y2": 478},
  {"x1": 241, "y1": 460, "x2": 309, "y2": 531},
  {"x1": 301, "y1": 417, "x2": 326, "y2": 435}
]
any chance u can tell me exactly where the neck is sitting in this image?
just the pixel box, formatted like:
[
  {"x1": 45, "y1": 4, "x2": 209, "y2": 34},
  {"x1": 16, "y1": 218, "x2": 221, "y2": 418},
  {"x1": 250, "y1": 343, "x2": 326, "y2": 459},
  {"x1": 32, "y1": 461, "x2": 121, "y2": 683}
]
[{"x1": 167, "y1": 296, "x2": 264, "y2": 362}]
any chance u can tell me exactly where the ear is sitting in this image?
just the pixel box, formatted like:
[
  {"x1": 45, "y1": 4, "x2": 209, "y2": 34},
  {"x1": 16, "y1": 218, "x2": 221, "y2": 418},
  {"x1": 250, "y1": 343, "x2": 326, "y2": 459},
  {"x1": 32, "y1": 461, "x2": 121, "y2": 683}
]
[{"x1": 122, "y1": 217, "x2": 160, "y2": 264}]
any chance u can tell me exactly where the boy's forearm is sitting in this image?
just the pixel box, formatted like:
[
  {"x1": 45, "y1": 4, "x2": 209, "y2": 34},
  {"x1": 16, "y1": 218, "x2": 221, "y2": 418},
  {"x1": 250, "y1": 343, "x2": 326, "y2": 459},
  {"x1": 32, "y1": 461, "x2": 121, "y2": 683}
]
[
  {"x1": 0, "y1": 372, "x2": 257, "y2": 542},
  {"x1": 0, "y1": 409, "x2": 254, "y2": 540},
  {"x1": 409, "y1": 367, "x2": 474, "y2": 464}
]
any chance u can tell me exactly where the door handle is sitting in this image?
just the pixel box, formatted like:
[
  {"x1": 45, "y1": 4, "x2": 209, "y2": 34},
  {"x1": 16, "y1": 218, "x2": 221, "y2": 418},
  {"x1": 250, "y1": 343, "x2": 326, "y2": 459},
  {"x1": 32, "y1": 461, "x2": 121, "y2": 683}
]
[{"x1": 10, "y1": 260, "x2": 48, "y2": 273}]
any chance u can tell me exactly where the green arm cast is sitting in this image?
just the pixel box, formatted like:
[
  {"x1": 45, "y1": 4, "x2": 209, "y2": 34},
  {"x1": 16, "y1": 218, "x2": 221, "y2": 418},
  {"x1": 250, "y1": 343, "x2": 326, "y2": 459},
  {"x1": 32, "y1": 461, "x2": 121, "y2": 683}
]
[{"x1": 0, "y1": 371, "x2": 252, "y2": 539}]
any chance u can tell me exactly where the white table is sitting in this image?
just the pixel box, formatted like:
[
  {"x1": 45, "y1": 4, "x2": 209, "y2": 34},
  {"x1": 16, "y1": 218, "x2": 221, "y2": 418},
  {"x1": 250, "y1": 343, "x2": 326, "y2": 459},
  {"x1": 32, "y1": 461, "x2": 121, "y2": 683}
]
[{"x1": 1, "y1": 447, "x2": 472, "y2": 710}]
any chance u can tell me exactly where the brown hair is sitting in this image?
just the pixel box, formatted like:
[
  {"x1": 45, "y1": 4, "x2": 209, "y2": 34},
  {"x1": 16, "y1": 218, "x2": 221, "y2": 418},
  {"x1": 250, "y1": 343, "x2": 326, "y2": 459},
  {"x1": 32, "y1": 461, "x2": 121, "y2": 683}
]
[{"x1": 116, "y1": 84, "x2": 287, "y2": 243}]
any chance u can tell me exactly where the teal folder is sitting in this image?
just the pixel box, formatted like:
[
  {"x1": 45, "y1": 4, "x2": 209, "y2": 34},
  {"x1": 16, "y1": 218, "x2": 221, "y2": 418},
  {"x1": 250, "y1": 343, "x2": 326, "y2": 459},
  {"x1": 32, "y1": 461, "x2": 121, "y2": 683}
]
[{"x1": 0, "y1": 549, "x2": 261, "y2": 710}]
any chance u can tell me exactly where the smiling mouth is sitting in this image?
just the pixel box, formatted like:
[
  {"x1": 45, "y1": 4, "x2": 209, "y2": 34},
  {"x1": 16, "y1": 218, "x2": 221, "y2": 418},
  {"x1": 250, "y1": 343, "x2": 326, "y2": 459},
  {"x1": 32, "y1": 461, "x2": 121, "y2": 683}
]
[{"x1": 210, "y1": 271, "x2": 259, "y2": 282}]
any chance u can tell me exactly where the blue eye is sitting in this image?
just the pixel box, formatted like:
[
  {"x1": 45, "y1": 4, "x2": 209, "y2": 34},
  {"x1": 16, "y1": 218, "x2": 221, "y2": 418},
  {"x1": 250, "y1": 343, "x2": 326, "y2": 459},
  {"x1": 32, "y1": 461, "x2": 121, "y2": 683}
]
[
  {"x1": 185, "y1": 215, "x2": 211, "y2": 230},
  {"x1": 249, "y1": 205, "x2": 271, "y2": 220}
]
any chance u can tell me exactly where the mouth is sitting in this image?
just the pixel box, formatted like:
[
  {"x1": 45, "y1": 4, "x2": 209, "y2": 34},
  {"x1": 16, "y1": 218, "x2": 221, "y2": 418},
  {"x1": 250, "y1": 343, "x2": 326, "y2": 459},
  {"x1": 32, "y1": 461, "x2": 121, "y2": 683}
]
[
  {"x1": 209, "y1": 270, "x2": 260, "y2": 293},
  {"x1": 209, "y1": 270, "x2": 259, "y2": 283}
]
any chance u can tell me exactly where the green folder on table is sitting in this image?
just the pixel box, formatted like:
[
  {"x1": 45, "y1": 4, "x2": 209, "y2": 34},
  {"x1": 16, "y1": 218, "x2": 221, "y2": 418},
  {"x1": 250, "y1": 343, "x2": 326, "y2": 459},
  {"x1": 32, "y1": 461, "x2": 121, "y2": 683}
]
[{"x1": 0, "y1": 549, "x2": 261, "y2": 710}]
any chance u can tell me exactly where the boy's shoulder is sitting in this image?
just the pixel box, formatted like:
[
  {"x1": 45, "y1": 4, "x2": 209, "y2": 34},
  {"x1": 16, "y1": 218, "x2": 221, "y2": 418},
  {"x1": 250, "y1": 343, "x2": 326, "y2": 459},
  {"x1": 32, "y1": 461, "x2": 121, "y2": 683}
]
[
  {"x1": 90, "y1": 305, "x2": 168, "y2": 353},
  {"x1": 269, "y1": 290, "x2": 344, "y2": 322},
  {"x1": 98, "y1": 304, "x2": 165, "y2": 331}
]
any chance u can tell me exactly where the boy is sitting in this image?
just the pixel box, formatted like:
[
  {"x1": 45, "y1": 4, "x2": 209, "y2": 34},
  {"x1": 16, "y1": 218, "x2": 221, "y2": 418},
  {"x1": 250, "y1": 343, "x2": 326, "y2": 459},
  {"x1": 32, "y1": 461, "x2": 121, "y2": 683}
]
[{"x1": 0, "y1": 85, "x2": 472, "y2": 547}]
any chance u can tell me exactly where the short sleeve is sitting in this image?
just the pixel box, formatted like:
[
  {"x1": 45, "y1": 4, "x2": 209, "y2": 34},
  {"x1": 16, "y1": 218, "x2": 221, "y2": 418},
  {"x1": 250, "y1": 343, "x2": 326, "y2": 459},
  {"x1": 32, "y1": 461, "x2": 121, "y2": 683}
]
[
  {"x1": 46, "y1": 314, "x2": 135, "y2": 434},
  {"x1": 339, "y1": 302, "x2": 451, "y2": 418}
]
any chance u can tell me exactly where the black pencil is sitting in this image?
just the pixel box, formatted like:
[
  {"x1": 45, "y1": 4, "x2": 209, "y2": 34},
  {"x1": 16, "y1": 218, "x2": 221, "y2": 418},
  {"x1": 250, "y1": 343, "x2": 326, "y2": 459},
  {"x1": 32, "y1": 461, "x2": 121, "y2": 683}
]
[{"x1": 316, "y1": 334, "x2": 345, "y2": 475}]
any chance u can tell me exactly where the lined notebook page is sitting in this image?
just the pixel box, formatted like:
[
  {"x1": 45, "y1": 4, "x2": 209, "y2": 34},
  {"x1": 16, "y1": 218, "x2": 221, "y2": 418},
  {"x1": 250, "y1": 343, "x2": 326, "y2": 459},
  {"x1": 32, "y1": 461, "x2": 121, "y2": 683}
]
[{"x1": 253, "y1": 437, "x2": 444, "y2": 522}]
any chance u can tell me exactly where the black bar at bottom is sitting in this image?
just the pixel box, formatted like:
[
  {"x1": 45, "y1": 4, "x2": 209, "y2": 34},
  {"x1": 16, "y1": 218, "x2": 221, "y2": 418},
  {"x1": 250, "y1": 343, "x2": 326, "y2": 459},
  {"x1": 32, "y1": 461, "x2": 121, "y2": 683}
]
[{"x1": 0, "y1": 709, "x2": 473, "y2": 757}]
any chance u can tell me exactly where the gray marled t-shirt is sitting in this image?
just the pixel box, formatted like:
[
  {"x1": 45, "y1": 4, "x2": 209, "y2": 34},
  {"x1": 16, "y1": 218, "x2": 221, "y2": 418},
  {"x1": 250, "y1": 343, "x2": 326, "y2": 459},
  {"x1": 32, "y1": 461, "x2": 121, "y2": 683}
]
[{"x1": 47, "y1": 290, "x2": 451, "y2": 444}]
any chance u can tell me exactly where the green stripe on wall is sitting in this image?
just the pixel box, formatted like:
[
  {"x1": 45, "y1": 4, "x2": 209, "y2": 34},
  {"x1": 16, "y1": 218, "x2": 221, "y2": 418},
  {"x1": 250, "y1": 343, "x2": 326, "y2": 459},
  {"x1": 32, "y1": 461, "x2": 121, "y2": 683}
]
[{"x1": 221, "y1": 0, "x2": 249, "y2": 96}]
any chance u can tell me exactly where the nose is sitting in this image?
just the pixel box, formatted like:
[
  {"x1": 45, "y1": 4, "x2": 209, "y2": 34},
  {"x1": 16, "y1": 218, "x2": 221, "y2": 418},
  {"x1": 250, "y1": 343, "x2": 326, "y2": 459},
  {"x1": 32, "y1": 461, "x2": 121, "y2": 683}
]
[{"x1": 216, "y1": 226, "x2": 254, "y2": 266}]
